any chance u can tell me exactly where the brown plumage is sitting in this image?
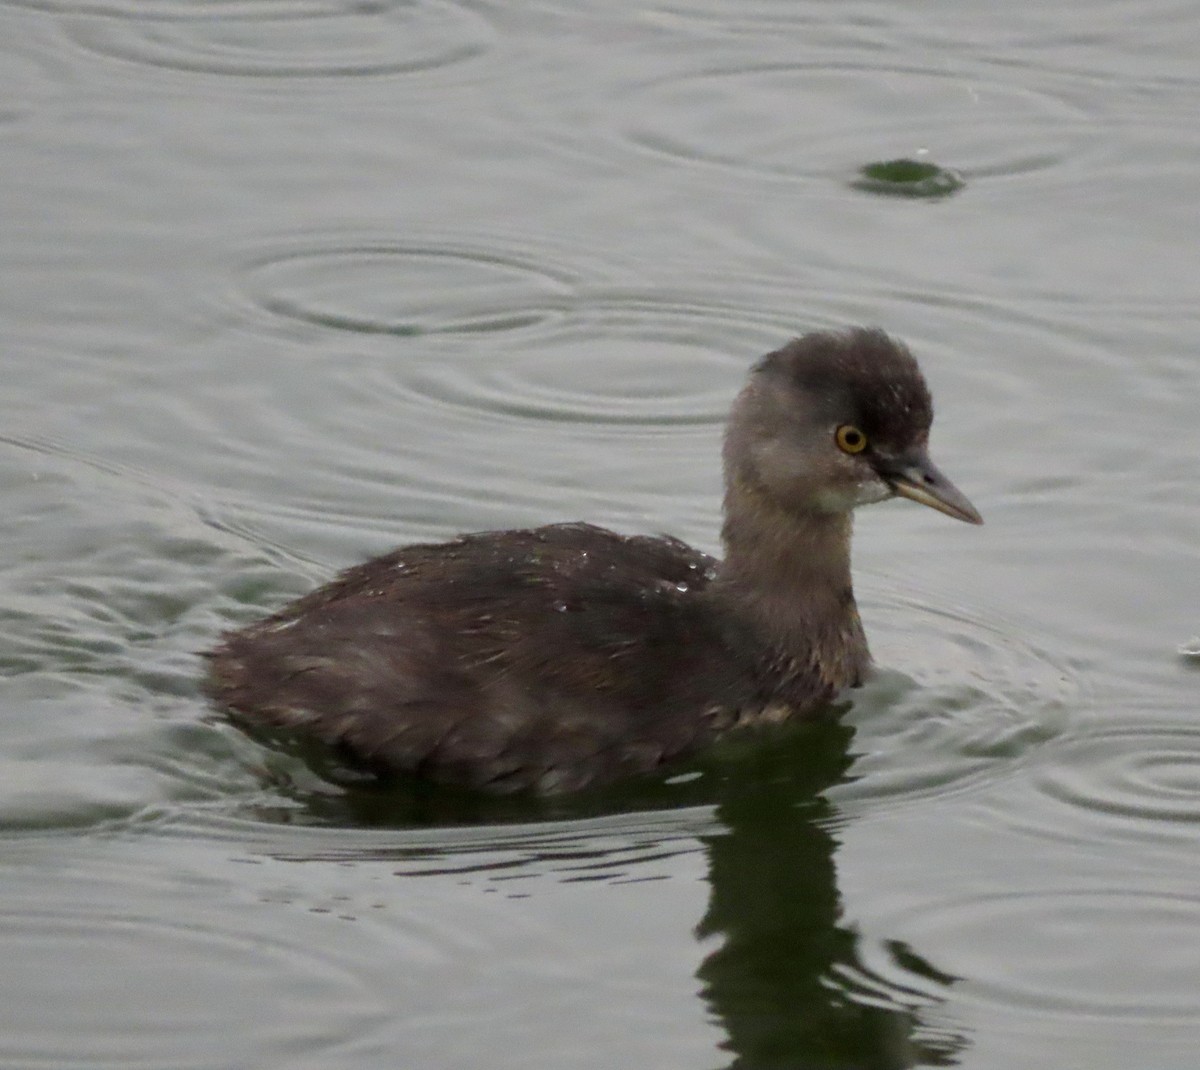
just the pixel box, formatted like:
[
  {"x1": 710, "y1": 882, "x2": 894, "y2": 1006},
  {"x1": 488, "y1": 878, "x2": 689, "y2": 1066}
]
[{"x1": 206, "y1": 328, "x2": 981, "y2": 794}]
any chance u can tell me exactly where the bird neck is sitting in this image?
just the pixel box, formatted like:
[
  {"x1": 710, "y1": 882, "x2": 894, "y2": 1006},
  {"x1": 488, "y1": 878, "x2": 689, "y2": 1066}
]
[{"x1": 715, "y1": 482, "x2": 869, "y2": 691}]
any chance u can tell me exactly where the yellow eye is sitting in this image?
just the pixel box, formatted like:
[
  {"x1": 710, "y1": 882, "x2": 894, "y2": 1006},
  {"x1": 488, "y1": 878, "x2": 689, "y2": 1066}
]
[{"x1": 835, "y1": 425, "x2": 868, "y2": 454}]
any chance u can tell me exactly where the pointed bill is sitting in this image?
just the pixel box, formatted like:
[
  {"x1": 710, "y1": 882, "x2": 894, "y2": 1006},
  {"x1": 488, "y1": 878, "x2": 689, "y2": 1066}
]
[{"x1": 877, "y1": 448, "x2": 983, "y2": 525}]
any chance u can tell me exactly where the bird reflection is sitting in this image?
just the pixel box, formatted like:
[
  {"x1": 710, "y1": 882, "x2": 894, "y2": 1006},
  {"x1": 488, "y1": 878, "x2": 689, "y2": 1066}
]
[
  {"x1": 261, "y1": 712, "x2": 969, "y2": 1067},
  {"x1": 695, "y1": 717, "x2": 966, "y2": 1068}
]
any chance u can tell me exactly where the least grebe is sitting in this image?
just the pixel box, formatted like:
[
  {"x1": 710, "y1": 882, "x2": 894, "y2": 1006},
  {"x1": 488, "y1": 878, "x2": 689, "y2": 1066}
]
[{"x1": 206, "y1": 328, "x2": 981, "y2": 794}]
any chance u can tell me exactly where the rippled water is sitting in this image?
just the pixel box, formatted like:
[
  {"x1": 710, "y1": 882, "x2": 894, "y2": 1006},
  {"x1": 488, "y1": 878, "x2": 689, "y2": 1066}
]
[{"x1": 2, "y1": 0, "x2": 1198, "y2": 1066}]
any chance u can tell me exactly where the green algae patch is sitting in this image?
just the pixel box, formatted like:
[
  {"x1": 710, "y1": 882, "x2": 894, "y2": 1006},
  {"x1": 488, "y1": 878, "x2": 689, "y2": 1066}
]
[{"x1": 852, "y1": 158, "x2": 965, "y2": 199}]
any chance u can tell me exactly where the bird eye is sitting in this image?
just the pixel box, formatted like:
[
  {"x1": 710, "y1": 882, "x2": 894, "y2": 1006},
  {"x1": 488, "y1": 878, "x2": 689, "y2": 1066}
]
[{"x1": 835, "y1": 425, "x2": 868, "y2": 454}]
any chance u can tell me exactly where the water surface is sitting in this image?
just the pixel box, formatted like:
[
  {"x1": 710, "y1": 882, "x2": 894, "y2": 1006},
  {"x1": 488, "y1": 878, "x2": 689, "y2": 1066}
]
[{"x1": 2, "y1": 0, "x2": 1199, "y2": 1067}]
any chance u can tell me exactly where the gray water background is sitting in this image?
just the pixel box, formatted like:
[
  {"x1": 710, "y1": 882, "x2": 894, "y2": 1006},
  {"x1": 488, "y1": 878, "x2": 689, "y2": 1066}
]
[{"x1": 2, "y1": 1, "x2": 1199, "y2": 1067}]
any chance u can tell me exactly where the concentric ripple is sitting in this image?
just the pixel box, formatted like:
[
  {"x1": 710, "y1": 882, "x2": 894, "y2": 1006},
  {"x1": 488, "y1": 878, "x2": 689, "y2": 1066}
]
[
  {"x1": 399, "y1": 294, "x2": 791, "y2": 427},
  {"x1": 620, "y1": 62, "x2": 1096, "y2": 183},
  {"x1": 830, "y1": 588, "x2": 1076, "y2": 810},
  {"x1": 238, "y1": 237, "x2": 579, "y2": 337},
  {"x1": 880, "y1": 888, "x2": 1200, "y2": 1022},
  {"x1": 1020, "y1": 723, "x2": 1200, "y2": 847},
  {"x1": 237, "y1": 236, "x2": 798, "y2": 426},
  {"x1": 0, "y1": 894, "x2": 388, "y2": 1068},
  {"x1": 59, "y1": 0, "x2": 489, "y2": 80}
]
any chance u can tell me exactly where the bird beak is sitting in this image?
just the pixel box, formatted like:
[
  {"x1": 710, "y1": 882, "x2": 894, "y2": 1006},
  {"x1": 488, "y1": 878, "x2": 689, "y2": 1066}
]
[{"x1": 876, "y1": 447, "x2": 983, "y2": 525}]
